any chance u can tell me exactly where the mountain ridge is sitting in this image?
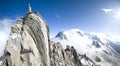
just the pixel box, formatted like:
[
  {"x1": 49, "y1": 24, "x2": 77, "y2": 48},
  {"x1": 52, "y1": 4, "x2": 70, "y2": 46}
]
[{"x1": 52, "y1": 29, "x2": 120, "y2": 66}]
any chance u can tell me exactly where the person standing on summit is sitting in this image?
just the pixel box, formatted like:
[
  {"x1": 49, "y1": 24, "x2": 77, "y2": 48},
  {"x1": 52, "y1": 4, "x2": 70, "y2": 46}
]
[{"x1": 71, "y1": 46, "x2": 78, "y2": 62}]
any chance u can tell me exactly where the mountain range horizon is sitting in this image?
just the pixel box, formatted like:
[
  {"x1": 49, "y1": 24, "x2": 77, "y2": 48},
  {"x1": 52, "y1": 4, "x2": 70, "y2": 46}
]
[{"x1": 0, "y1": 2, "x2": 120, "y2": 66}]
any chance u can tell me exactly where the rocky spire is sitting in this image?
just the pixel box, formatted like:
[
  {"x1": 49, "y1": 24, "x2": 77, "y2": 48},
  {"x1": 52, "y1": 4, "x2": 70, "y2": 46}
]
[{"x1": 28, "y1": 3, "x2": 32, "y2": 13}]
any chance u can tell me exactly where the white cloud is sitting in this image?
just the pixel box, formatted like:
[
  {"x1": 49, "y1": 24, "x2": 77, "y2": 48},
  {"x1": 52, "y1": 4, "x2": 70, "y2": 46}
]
[
  {"x1": 101, "y1": 9, "x2": 114, "y2": 13},
  {"x1": 0, "y1": 18, "x2": 15, "y2": 56},
  {"x1": 102, "y1": 8, "x2": 120, "y2": 25},
  {"x1": 114, "y1": 9, "x2": 120, "y2": 20}
]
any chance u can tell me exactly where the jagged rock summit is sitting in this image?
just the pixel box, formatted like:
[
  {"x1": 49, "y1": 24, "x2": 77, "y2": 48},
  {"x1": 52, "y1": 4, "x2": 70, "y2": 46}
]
[
  {"x1": 1, "y1": 4, "x2": 98, "y2": 66},
  {"x1": 2, "y1": 4, "x2": 50, "y2": 66}
]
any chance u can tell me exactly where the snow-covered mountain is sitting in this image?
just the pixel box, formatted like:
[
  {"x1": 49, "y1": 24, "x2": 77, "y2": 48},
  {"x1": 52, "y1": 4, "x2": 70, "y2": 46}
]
[{"x1": 52, "y1": 29, "x2": 120, "y2": 66}]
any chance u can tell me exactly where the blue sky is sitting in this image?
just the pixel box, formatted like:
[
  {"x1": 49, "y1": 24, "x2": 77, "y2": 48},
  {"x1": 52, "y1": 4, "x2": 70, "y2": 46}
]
[{"x1": 0, "y1": 0, "x2": 120, "y2": 37}]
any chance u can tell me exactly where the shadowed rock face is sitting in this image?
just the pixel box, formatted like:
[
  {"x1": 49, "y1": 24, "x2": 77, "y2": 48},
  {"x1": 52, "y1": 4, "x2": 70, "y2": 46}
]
[
  {"x1": 50, "y1": 42, "x2": 81, "y2": 66},
  {"x1": 55, "y1": 31, "x2": 67, "y2": 40}
]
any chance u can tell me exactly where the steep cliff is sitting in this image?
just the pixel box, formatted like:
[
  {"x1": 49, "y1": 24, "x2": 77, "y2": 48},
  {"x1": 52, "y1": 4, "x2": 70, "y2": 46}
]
[{"x1": 2, "y1": 5, "x2": 50, "y2": 66}]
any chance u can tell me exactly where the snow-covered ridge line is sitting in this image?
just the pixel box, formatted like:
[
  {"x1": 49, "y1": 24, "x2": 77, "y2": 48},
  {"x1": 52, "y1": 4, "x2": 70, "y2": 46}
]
[
  {"x1": 55, "y1": 28, "x2": 120, "y2": 42},
  {"x1": 52, "y1": 29, "x2": 120, "y2": 66}
]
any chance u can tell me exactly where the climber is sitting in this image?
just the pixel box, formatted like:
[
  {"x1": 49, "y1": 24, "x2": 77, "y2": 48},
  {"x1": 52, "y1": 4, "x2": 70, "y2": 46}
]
[
  {"x1": 65, "y1": 45, "x2": 70, "y2": 51},
  {"x1": 71, "y1": 46, "x2": 78, "y2": 62}
]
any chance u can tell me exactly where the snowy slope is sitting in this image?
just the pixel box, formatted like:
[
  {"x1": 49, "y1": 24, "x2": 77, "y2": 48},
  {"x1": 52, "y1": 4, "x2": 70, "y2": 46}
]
[{"x1": 52, "y1": 29, "x2": 120, "y2": 66}]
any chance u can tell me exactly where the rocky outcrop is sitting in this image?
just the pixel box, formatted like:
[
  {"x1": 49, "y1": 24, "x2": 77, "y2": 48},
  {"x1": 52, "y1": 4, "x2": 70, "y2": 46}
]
[
  {"x1": 2, "y1": 6, "x2": 50, "y2": 66},
  {"x1": 49, "y1": 42, "x2": 99, "y2": 66},
  {"x1": 50, "y1": 42, "x2": 81, "y2": 66}
]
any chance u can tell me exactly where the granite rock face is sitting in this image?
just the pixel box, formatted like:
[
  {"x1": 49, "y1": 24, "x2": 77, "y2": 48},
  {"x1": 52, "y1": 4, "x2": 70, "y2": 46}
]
[{"x1": 2, "y1": 12, "x2": 50, "y2": 66}]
